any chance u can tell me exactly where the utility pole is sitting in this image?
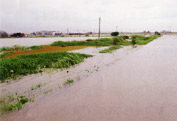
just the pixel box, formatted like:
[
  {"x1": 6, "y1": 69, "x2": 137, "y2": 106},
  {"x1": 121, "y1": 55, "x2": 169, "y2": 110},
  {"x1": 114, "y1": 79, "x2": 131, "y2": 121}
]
[
  {"x1": 116, "y1": 26, "x2": 117, "y2": 32},
  {"x1": 67, "y1": 28, "x2": 69, "y2": 35},
  {"x1": 98, "y1": 17, "x2": 101, "y2": 39},
  {"x1": 170, "y1": 26, "x2": 171, "y2": 33}
]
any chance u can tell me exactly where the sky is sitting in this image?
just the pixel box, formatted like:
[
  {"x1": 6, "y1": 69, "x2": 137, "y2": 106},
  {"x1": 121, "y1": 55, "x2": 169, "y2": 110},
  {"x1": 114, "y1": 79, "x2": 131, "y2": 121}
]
[{"x1": 0, "y1": 0, "x2": 177, "y2": 33}]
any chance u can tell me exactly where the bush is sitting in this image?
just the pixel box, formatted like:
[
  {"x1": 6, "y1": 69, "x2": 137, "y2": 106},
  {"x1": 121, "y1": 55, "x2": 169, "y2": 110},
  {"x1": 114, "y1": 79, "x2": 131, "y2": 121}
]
[
  {"x1": 111, "y1": 32, "x2": 119, "y2": 36},
  {"x1": 112, "y1": 36, "x2": 125, "y2": 45},
  {"x1": 155, "y1": 31, "x2": 161, "y2": 35}
]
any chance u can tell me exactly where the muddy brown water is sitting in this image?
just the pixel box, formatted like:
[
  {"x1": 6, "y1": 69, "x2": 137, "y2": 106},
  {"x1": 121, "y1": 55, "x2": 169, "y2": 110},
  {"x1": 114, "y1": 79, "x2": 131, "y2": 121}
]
[{"x1": 1, "y1": 35, "x2": 177, "y2": 121}]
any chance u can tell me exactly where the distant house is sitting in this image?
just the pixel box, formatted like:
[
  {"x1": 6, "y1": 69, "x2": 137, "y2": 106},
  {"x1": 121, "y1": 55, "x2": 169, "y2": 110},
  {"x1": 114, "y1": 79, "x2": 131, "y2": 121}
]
[{"x1": 36, "y1": 30, "x2": 56, "y2": 36}]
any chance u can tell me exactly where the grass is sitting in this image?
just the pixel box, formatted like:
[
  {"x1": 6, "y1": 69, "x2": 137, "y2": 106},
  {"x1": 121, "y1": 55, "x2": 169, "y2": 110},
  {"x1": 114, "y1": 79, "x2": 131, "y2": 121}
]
[
  {"x1": 131, "y1": 35, "x2": 161, "y2": 45},
  {"x1": 0, "y1": 51, "x2": 15, "y2": 59},
  {"x1": 99, "y1": 46, "x2": 121, "y2": 53},
  {"x1": 0, "y1": 95, "x2": 30, "y2": 115},
  {"x1": 0, "y1": 45, "x2": 29, "y2": 52},
  {"x1": 29, "y1": 45, "x2": 43, "y2": 50},
  {"x1": 0, "y1": 52, "x2": 92, "y2": 81},
  {"x1": 31, "y1": 83, "x2": 42, "y2": 90},
  {"x1": 51, "y1": 38, "x2": 112, "y2": 46},
  {"x1": 64, "y1": 79, "x2": 74, "y2": 85},
  {"x1": 0, "y1": 45, "x2": 44, "y2": 52},
  {"x1": 51, "y1": 37, "x2": 135, "y2": 47},
  {"x1": 0, "y1": 45, "x2": 89, "y2": 58}
]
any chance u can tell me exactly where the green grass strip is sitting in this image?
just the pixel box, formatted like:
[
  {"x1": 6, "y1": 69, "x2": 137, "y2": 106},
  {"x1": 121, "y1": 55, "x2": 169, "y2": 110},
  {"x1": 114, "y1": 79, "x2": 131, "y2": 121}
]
[
  {"x1": 0, "y1": 52, "x2": 92, "y2": 81},
  {"x1": 99, "y1": 46, "x2": 121, "y2": 53}
]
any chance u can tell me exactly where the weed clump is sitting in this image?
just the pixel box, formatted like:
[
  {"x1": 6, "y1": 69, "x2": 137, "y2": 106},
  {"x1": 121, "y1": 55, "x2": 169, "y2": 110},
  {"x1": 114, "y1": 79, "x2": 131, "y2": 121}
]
[
  {"x1": 0, "y1": 95, "x2": 30, "y2": 115},
  {"x1": 99, "y1": 46, "x2": 121, "y2": 53},
  {"x1": 112, "y1": 37, "x2": 125, "y2": 45},
  {"x1": 64, "y1": 79, "x2": 74, "y2": 85},
  {"x1": 0, "y1": 45, "x2": 29, "y2": 52}
]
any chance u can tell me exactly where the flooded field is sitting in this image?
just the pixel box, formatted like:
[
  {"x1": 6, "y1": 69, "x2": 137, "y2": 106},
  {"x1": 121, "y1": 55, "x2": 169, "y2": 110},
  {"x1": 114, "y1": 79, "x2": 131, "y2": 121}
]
[
  {"x1": 1, "y1": 35, "x2": 177, "y2": 121},
  {"x1": 0, "y1": 37, "x2": 98, "y2": 47}
]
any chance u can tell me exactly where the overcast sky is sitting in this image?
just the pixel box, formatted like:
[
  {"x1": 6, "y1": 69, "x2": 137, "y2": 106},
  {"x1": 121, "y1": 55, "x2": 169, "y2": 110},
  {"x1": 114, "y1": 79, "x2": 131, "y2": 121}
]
[{"x1": 0, "y1": 0, "x2": 177, "y2": 33}]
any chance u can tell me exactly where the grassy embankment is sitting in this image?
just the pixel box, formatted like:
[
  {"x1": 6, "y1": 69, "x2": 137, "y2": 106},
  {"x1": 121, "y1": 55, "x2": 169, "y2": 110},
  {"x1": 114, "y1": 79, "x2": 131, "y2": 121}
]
[
  {"x1": 131, "y1": 34, "x2": 161, "y2": 45},
  {"x1": 51, "y1": 35, "x2": 161, "y2": 53},
  {"x1": 51, "y1": 37, "x2": 132, "y2": 53},
  {"x1": 0, "y1": 52, "x2": 92, "y2": 82}
]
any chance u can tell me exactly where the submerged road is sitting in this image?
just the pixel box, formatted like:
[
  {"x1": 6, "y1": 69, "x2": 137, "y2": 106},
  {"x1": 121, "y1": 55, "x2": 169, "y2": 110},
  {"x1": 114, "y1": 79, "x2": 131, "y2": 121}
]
[{"x1": 3, "y1": 35, "x2": 177, "y2": 121}]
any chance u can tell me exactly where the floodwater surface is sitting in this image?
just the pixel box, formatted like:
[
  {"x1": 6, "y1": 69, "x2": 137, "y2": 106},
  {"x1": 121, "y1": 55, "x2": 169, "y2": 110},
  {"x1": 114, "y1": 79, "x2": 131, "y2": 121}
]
[
  {"x1": 0, "y1": 37, "x2": 98, "y2": 47},
  {"x1": 1, "y1": 35, "x2": 177, "y2": 121}
]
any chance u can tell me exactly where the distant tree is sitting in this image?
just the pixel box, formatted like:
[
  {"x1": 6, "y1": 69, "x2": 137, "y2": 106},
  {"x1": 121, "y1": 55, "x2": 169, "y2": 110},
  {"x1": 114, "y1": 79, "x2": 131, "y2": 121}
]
[
  {"x1": 111, "y1": 32, "x2": 119, "y2": 36},
  {"x1": 10, "y1": 33, "x2": 25, "y2": 37},
  {"x1": 155, "y1": 31, "x2": 161, "y2": 35},
  {"x1": 0, "y1": 31, "x2": 8, "y2": 38}
]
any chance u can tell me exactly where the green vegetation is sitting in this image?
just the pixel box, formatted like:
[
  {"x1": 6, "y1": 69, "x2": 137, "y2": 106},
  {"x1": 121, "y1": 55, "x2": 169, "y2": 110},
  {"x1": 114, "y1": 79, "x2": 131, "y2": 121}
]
[
  {"x1": 51, "y1": 38, "x2": 112, "y2": 46},
  {"x1": 31, "y1": 83, "x2": 42, "y2": 90},
  {"x1": 112, "y1": 36, "x2": 125, "y2": 45},
  {"x1": 44, "y1": 89, "x2": 53, "y2": 95},
  {"x1": 117, "y1": 41, "x2": 132, "y2": 45},
  {"x1": 64, "y1": 79, "x2": 74, "y2": 85},
  {"x1": 0, "y1": 95, "x2": 30, "y2": 115},
  {"x1": 51, "y1": 35, "x2": 161, "y2": 52},
  {"x1": 99, "y1": 46, "x2": 121, "y2": 53},
  {"x1": 111, "y1": 32, "x2": 119, "y2": 36},
  {"x1": 0, "y1": 45, "x2": 43, "y2": 52},
  {"x1": 0, "y1": 45, "x2": 29, "y2": 52},
  {"x1": 0, "y1": 52, "x2": 92, "y2": 81},
  {"x1": 0, "y1": 51, "x2": 15, "y2": 59},
  {"x1": 131, "y1": 35, "x2": 161, "y2": 45},
  {"x1": 51, "y1": 37, "x2": 132, "y2": 47},
  {"x1": 120, "y1": 35, "x2": 129, "y2": 39},
  {"x1": 0, "y1": 35, "x2": 161, "y2": 81},
  {"x1": 29, "y1": 45, "x2": 43, "y2": 50}
]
